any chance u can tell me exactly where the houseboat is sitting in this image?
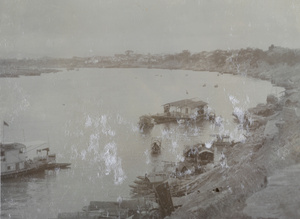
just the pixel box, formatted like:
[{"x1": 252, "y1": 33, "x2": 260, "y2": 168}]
[
  {"x1": 150, "y1": 98, "x2": 214, "y2": 124},
  {"x1": 1, "y1": 142, "x2": 71, "y2": 179}
]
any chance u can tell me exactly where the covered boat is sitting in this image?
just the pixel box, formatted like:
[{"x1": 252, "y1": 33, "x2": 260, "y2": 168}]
[
  {"x1": 138, "y1": 115, "x2": 155, "y2": 132},
  {"x1": 183, "y1": 143, "x2": 214, "y2": 165},
  {"x1": 150, "y1": 98, "x2": 213, "y2": 124},
  {"x1": 151, "y1": 138, "x2": 162, "y2": 155}
]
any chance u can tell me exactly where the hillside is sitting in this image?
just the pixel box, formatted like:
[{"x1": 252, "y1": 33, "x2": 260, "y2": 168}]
[{"x1": 166, "y1": 47, "x2": 300, "y2": 218}]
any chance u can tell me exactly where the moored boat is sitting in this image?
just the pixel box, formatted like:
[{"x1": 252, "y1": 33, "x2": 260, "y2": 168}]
[
  {"x1": 1, "y1": 142, "x2": 71, "y2": 180},
  {"x1": 138, "y1": 115, "x2": 155, "y2": 132},
  {"x1": 151, "y1": 138, "x2": 161, "y2": 155},
  {"x1": 149, "y1": 98, "x2": 215, "y2": 124}
]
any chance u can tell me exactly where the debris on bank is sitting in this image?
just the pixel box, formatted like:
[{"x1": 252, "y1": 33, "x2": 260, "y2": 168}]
[
  {"x1": 130, "y1": 135, "x2": 239, "y2": 200},
  {"x1": 57, "y1": 198, "x2": 160, "y2": 219}
]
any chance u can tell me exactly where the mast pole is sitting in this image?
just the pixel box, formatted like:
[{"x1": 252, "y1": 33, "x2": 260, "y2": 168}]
[
  {"x1": 2, "y1": 121, "x2": 9, "y2": 143},
  {"x1": 2, "y1": 121, "x2": 4, "y2": 143},
  {"x1": 23, "y1": 129, "x2": 25, "y2": 142}
]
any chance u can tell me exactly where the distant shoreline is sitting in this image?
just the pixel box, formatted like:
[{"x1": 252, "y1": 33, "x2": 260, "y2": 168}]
[
  {"x1": 0, "y1": 67, "x2": 61, "y2": 78},
  {"x1": 0, "y1": 46, "x2": 299, "y2": 89}
]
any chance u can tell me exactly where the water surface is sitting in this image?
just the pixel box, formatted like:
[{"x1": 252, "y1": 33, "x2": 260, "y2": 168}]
[{"x1": 0, "y1": 68, "x2": 283, "y2": 218}]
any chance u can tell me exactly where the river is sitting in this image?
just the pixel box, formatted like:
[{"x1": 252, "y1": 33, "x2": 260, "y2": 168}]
[{"x1": 0, "y1": 68, "x2": 283, "y2": 219}]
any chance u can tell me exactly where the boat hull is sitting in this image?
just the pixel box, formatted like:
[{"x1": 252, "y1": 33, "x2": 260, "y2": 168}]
[
  {"x1": 151, "y1": 114, "x2": 207, "y2": 124},
  {"x1": 1, "y1": 163, "x2": 71, "y2": 180},
  {"x1": 1, "y1": 164, "x2": 48, "y2": 180}
]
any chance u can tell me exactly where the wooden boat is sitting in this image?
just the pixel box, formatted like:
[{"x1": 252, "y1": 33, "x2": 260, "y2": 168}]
[
  {"x1": 1, "y1": 142, "x2": 71, "y2": 180},
  {"x1": 151, "y1": 138, "x2": 161, "y2": 155},
  {"x1": 138, "y1": 115, "x2": 154, "y2": 132}
]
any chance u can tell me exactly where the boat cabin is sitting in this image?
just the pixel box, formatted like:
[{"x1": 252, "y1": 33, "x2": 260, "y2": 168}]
[
  {"x1": 183, "y1": 143, "x2": 214, "y2": 165},
  {"x1": 149, "y1": 98, "x2": 212, "y2": 124},
  {"x1": 163, "y1": 99, "x2": 208, "y2": 118},
  {"x1": 1, "y1": 143, "x2": 27, "y2": 174}
]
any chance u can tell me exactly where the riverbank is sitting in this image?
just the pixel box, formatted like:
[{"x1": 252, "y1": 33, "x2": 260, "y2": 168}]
[{"x1": 167, "y1": 65, "x2": 300, "y2": 217}]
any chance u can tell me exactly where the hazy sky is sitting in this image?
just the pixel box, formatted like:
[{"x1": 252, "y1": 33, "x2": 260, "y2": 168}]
[{"x1": 0, "y1": 0, "x2": 299, "y2": 58}]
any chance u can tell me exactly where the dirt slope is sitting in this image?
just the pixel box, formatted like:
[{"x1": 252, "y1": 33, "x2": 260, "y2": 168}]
[{"x1": 168, "y1": 52, "x2": 300, "y2": 219}]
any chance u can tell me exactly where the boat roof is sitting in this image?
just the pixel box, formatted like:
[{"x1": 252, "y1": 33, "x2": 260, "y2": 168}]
[
  {"x1": 0, "y1": 142, "x2": 26, "y2": 151},
  {"x1": 199, "y1": 149, "x2": 214, "y2": 154},
  {"x1": 163, "y1": 98, "x2": 207, "y2": 109},
  {"x1": 0, "y1": 141, "x2": 47, "y2": 151}
]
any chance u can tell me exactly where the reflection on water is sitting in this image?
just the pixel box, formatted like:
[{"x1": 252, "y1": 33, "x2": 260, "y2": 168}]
[
  {"x1": 1, "y1": 171, "x2": 61, "y2": 219},
  {"x1": 0, "y1": 68, "x2": 284, "y2": 218}
]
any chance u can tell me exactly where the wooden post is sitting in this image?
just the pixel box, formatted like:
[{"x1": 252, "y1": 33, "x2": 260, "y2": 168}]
[{"x1": 154, "y1": 182, "x2": 174, "y2": 218}]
